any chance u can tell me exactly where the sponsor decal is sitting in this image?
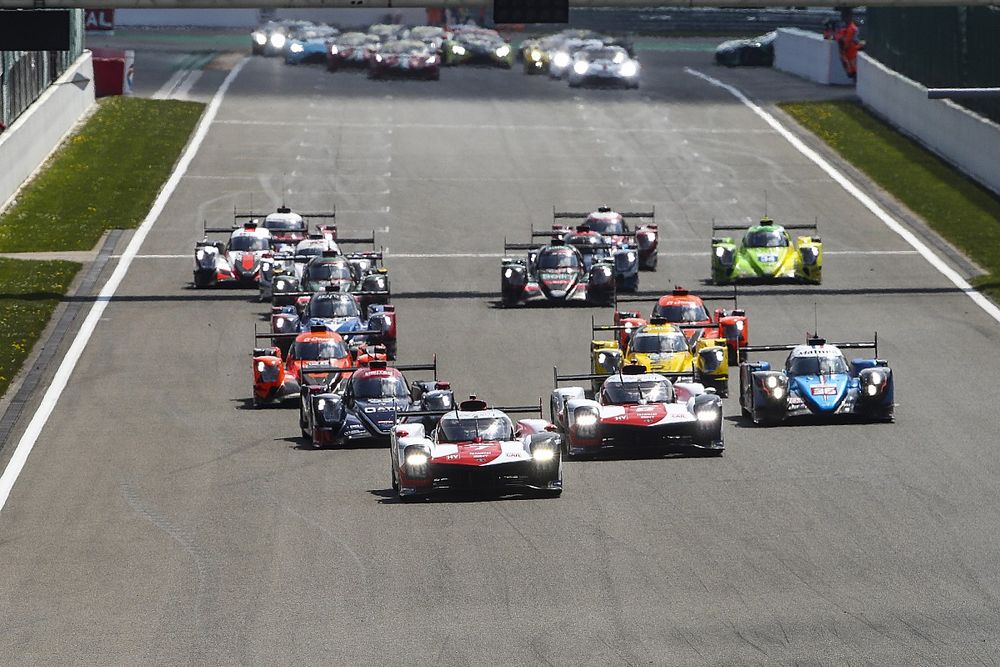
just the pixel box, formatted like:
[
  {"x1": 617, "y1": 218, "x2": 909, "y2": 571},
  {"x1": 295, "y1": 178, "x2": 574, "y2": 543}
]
[
  {"x1": 758, "y1": 254, "x2": 779, "y2": 263},
  {"x1": 810, "y1": 385, "x2": 837, "y2": 396}
]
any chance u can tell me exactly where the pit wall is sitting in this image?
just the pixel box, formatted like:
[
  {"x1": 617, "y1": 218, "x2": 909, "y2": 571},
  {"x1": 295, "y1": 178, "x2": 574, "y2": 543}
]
[
  {"x1": 774, "y1": 27, "x2": 853, "y2": 86},
  {"x1": 0, "y1": 51, "x2": 96, "y2": 212},
  {"x1": 857, "y1": 53, "x2": 1000, "y2": 197}
]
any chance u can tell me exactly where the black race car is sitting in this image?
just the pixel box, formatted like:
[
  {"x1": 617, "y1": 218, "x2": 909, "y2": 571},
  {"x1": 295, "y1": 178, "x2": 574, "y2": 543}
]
[{"x1": 715, "y1": 32, "x2": 776, "y2": 67}]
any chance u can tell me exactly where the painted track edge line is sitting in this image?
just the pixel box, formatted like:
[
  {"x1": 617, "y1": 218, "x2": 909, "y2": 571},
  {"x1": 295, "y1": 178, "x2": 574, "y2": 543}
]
[
  {"x1": 684, "y1": 67, "x2": 1000, "y2": 325},
  {"x1": 0, "y1": 58, "x2": 249, "y2": 513}
]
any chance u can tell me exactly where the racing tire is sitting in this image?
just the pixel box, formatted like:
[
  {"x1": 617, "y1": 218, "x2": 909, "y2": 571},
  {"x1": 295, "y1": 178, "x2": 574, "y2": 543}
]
[
  {"x1": 192, "y1": 271, "x2": 215, "y2": 289},
  {"x1": 698, "y1": 448, "x2": 724, "y2": 457},
  {"x1": 536, "y1": 489, "x2": 562, "y2": 498},
  {"x1": 251, "y1": 395, "x2": 261, "y2": 409},
  {"x1": 391, "y1": 462, "x2": 399, "y2": 494}
]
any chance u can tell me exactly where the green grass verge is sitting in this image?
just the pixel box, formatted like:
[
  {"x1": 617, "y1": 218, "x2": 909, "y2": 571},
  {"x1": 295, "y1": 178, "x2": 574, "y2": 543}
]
[
  {"x1": 0, "y1": 259, "x2": 80, "y2": 397},
  {"x1": 780, "y1": 100, "x2": 1000, "y2": 301},
  {"x1": 0, "y1": 96, "x2": 204, "y2": 252}
]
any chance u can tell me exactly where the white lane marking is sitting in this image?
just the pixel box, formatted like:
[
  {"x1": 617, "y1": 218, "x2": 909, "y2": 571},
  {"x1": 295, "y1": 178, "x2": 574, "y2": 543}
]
[
  {"x1": 173, "y1": 69, "x2": 203, "y2": 100},
  {"x1": 0, "y1": 58, "x2": 250, "y2": 513},
  {"x1": 686, "y1": 67, "x2": 1000, "y2": 324},
  {"x1": 152, "y1": 69, "x2": 187, "y2": 99}
]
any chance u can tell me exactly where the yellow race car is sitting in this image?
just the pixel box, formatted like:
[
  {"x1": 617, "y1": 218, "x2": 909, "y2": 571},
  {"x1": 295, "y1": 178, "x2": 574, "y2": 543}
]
[{"x1": 591, "y1": 320, "x2": 730, "y2": 397}]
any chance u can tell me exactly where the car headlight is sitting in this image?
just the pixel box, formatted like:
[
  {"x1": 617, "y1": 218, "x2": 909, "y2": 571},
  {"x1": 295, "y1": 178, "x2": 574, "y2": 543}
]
[
  {"x1": 427, "y1": 55, "x2": 437, "y2": 64},
  {"x1": 870, "y1": 371, "x2": 882, "y2": 385},
  {"x1": 866, "y1": 385, "x2": 878, "y2": 396},
  {"x1": 553, "y1": 52, "x2": 570, "y2": 68},
  {"x1": 626, "y1": 251, "x2": 636, "y2": 263},
  {"x1": 735, "y1": 320, "x2": 745, "y2": 331},
  {"x1": 405, "y1": 452, "x2": 429, "y2": 466},
  {"x1": 275, "y1": 316, "x2": 286, "y2": 328},
  {"x1": 772, "y1": 386, "x2": 785, "y2": 399},
  {"x1": 575, "y1": 412, "x2": 597, "y2": 428},
  {"x1": 330, "y1": 45, "x2": 339, "y2": 55},
  {"x1": 715, "y1": 246, "x2": 726, "y2": 259},
  {"x1": 530, "y1": 49, "x2": 541, "y2": 62},
  {"x1": 620, "y1": 61, "x2": 638, "y2": 77},
  {"x1": 533, "y1": 447, "x2": 555, "y2": 462},
  {"x1": 195, "y1": 249, "x2": 205, "y2": 261},
  {"x1": 317, "y1": 398, "x2": 327, "y2": 411},
  {"x1": 270, "y1": 33, "x2": 286, "y2": 49},
  {"x1": 495, "y1": 44, "x2": 510, "y2": 58},
  {"x1": 253, "y1": 32, "x2": 266, "y2": 46},
  {"x1": 374, "y1": 53, "x2": 383, "y2": 62},
  {"x1": 452, "y1": 45, "x2": 466, "y2": 55},
  {"x1": 613, "y1": 52, "x2": 626, "y2": 64},
  {"x1": 290, "y1": 43, "x2": 304, "y2": 53},
  {"x1": 504, "y1": 268, "x2": 512, "y2": 279},
  {"x1": 256, "y1": 361, "x2": 266, "y2": 372},
  {"x1": 697, "y1": 409, "x2": 719, "y2": 422},
  {"x1": 573, "y1": 61, "x2": 589, "y2": 75},
  {"x1": 766, "y1": 376, "x2": 778, "y2": 388}
]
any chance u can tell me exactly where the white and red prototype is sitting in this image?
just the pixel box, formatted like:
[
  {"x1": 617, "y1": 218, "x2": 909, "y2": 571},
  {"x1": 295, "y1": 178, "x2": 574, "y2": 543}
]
[
  {"x1": 193, "y1": 222, "x2": 272, "y2": 288},
  {"x1": 390, "y1": 398, "x2": 563, "y2": 500},
  {"x1": 551, "y1": 364, "x2": 724, "y2": 457},
  {"x1": 552, "y1": 205, "x2": 658, "y2": 270}
]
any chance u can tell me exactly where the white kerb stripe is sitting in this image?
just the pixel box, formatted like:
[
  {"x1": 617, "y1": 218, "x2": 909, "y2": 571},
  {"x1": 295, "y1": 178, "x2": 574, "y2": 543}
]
[
  {"x1": 0, "y1": 58, "x2": 249, "y2": 512},
  {"x1": 685, "y1": 67, "x2": 1000, "y2": 325}
]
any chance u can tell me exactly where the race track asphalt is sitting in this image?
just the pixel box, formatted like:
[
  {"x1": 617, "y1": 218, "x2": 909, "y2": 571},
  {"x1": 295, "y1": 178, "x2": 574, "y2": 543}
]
[{"x1": 1, "y1": 45, "x2": 999, "y2": 664}]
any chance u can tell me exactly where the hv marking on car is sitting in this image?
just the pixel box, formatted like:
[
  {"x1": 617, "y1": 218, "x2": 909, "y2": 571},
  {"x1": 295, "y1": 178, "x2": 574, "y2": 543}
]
[{"x1": 687, "y1": 67, "x2": 1000, "y2": 326}]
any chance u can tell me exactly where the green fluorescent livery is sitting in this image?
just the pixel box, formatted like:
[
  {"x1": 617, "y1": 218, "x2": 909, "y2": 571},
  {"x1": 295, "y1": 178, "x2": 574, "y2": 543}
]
[{"x1": 711, "y1": 218, "x2": 822, "y2": 285}]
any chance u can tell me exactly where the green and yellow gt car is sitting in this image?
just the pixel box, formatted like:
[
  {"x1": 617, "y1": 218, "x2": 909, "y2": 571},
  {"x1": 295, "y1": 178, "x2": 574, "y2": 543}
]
[{"x1": 711, "y1": 218, "x2": 822, "y2": 284}]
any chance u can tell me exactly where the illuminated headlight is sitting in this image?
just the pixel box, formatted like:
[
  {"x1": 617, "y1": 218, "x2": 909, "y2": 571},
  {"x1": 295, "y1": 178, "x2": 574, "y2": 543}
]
[
  {"x1": 275, "y1": 316, "x2": 287, "y2": 328},
  {"x1": 530, "y1": 49, "x2": 541, "y2": 62},
  {"x1": 598, "y1": 266, "x2": 612, "y2": 276},
  {"x1": 866, "y1": 385, "x2": 878, "y2": 396},
  {"x1": 426, "y1": 55, "x2": 437, "y2": 64},
  {"x1": 262, "y1": 262, "x2": 271, "y2": 272},
  {"x1": 613, "y1": 51, "x2": 625, "y2": 64},
  {"x1": 275, "y1": 279, "x2": 290, "y2": 290},
  {"x1": 766, "y1": 376, "x2": 778, "y2": 388},
  {"x1": 715, "y1": 246, "x2": 726, "y2": 259},
  {"x1": 330, "y1": 45, "x2": 339, "y2": 55},
  {"x1": 290, "y1": 43, "x2": 304, "y2": 53},
  {"x1": 573, "y1": 61, "x2": 589, "y2": 75},
  {"x1": 575, "y1": 412, "x2": 598, "y2": 428},
  {"x1": 870, "y1": 371, "x2": 882, "y2": 385},
  {"x1": 317, "y1": 398, "x2": 327, "y2": 411},
  {"x1": 495, "y1": 44, "x2": 510, "y2": 58},
  {"x1": 256, "y1": 361, "x2": 265, "y2": 372},
  {"x1": 735, "y1": 320, "x2": 745, "y2": 331},
  {"x1": 451, "y1": 45, "x2": 466, "y2": 55},
  {"x1": 626, "y1": 251, "x2": 636, "y2": 263},
  {"x1": 553, "y1": 52, "x2": 570, "y2": 68},
  {"x1": 624, "y1": 323, "x2": 633, "y2": 333},
  {"x1": 713, "y1": 349, "x2": 724, "y2": 362},
  {"x1": 504, "y1": 268, "x2": 512, "y2": 279},
  {"x1": 697, "y1": 410, "x2": 719, "y2": 422},
  {"x1": 533, "y1": 447, "x2": 555, "y2": 462},
  {"x1": 405, "y1": 452, "x2": 429, "y2": 467},
  {"x1": 772, "y1": 387, "x2": 785, "y2": 399},
  {"x1": 598, "y1": 352, "x2": 608, "y2": 365},
  {"x1": 253, "y1": 32, "x2": 266, "y2": 46},
  {"x1": 270, "y1": 33, "x2": 286, "y2": 49},
  {"x1": 195, "y1": 249, "x2": 205, "y2": 261},
  {"x1": 375, "y1": 53, "x2": 383, "y2": 62},
  {"x1": 620, "y1": 61, "x2": 638, "y2": 78}
]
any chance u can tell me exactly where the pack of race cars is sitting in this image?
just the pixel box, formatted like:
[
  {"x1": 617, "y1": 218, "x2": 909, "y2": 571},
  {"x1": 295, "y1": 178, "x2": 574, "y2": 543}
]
[
  {"x1": 250, "y1": 21, "x2": 645, "y2": 88},
  {"x1": 193, "y1": 193, "x2": 895, "y2": 502}
]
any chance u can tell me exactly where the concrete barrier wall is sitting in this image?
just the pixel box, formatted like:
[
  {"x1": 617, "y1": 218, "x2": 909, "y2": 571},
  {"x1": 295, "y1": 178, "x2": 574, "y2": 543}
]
[
  {"x1": 857, "y1": 53, "x2": 1000, "y2": 197},
  {"x1": 0, "y1": 51, "x2": 96, "y2": 213},
  {"x1": 114, "y1": 8, "x2": 427, "y2": 29},
  {"x1": 774, "y1": 28, "x2": 853, "y2": 86}
]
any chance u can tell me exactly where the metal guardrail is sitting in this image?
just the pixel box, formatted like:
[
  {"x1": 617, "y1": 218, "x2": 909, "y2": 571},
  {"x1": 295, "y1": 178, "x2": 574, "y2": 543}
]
[
  {"x1": 562, "y1": 7, "x2": 845, "y2": 34},
  {"x1": 0, "y1": 9, "x2": 84, "y2": 129}
]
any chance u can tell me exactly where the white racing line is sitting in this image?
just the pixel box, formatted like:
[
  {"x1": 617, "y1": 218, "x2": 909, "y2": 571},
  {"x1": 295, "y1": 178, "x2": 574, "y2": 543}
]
[
  {"x1": 152, "y1": 68, "x2": 203, "y2": 101},
  {"x1": 685, "y1": 67, "x2": 1000, "y2": 325},
  {"x1": 0, "y1": 58, "x2": 249, "y2": 513}
]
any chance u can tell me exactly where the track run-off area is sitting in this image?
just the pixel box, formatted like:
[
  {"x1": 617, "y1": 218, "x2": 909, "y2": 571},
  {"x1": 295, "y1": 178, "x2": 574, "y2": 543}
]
[{"x1": 2, "y1": 44, "x2": 1000, "y2": 664}]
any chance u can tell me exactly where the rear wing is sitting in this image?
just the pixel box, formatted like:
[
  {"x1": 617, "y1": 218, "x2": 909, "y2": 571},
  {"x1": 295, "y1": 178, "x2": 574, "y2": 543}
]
[
  {"x1": 235, "y1": 207, "x2": 337, "y2": 221},
  {"x1": 254, "y1": 328, "x2": 384, "y2": 341},
  {"x1": 300, "y1": 356, "x2": 438, "y2": 378},
  {"x1": 712, "y1": 221, "x2": 818, "y2": 232},
  {"x1": 553, "y1": 206, "x2": 654, "y2": 220},
  {"x1": 503, "y1": 238, "x2": 543, "y2": 252},
  {"x1": 553, "y1": 367, "x2": 695, "y2": 387},
  {"x1": 335, "y1": 231, "x2": 377, "y2": 246},
  {"x1": 739, "y1": 334, "x2": 878, "y2": 362},
  {"x1": 591, "y1": 317, "x2": 712, "y2": 336},
  {"x1": 397, "y1": 399, "x2": 544, "y2": 423},
  {"x1": 270, "y1": 289, "x2": 390, "y2": 300},
  {"x1": 614, "y1": 285, "x2": 739, "y2": 311}
]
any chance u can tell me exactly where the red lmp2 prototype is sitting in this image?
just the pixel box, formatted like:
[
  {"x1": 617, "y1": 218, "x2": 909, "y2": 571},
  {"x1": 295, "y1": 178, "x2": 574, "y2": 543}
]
[{"x1": 614, "y1": 286, "x2": 749, "y2": 362}]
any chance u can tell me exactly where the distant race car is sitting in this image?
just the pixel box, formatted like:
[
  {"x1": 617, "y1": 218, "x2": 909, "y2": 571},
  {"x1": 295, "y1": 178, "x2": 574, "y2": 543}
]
[
  {"x1": 285, "y1": 25, "x2": 339, "y2": 65},
  {"x1": 739, "y1": 334, "x2": 894, "y2": 425},
  {"x1": 567, "y1": 46, "x2": 640, "y2": 89},
  {"x1": 252, "y1": 20, "x2": 313, "y2": 56},
  {"x1": 327, "y1": 32, "x2": 380, "y2": 70},
  {"x1": 442, "y1": 29, "x2": 513, "y2": 67},
  {"x1": 409, "y1": 25, "x2": 450, "y2": 54},
  {"x1": 299, "y1": 358, "x2": 450, "y2": 447},
  {"x1": 251, "y1": 325, "x2": 378, "y2": 407},
  {"x1": 193, "y1": 221, "x2": 272, "y2": 288},
  {"x1": 531, "y1": 225, "x2": 639, "y2": 292},
  {"x1": 548, "y1": 39, "x2": 606, "y2": 78},
  {"x1": 551, "y1": 364, "x2": 725, "y2": 457},
  {"x1": 270, "y1": 286, "x2": 397, "y2": 358},
  {"x1": 390, "y1": 397, "x2": 563, "y2": 500},
  {"x1": 590, "y1": 319, "x2": 731, "y2": 396},
  {"x1": 234, "y1": 206, "x2": 337, "y2": 254},
  {"x1": 500, "y1": 239, "x2": 616, "y2": 307},
  {"x1": 552, "y1": 205, "x2": 657, "y2": 270},
  {"x1": 614, "y1": 286, "x2": 749, "y2": 362},
  {"x1": 369, "y1": 40, "x2": 441, "y2": 80},
  {"x1": 367, "y1": 24, "x2": 409, "y2": 44},
  {"x1": 715, "y1": 32, "x2": 776, "y2": 67},
  {"x1": 711, "y1": 218, "x2": 822, "y2": 284}
]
